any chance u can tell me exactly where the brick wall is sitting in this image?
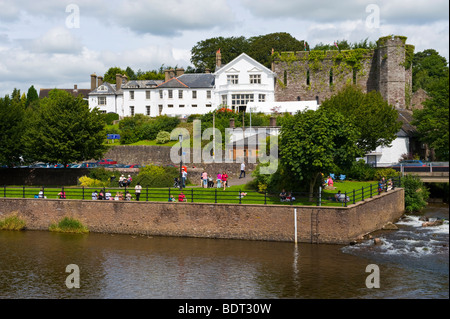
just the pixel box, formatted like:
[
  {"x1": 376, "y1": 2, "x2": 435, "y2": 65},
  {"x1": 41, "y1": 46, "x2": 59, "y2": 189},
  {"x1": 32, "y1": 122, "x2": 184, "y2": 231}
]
[{"x1": 0, "y1": 188, "x2": 405, "y2": 244}]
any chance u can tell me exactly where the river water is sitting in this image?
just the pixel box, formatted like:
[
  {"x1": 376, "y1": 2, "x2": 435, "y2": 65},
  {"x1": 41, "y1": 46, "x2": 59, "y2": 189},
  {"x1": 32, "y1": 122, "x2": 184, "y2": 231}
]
[{"x1": 0, "y1": 204, "x2": 448, "y2": 299}]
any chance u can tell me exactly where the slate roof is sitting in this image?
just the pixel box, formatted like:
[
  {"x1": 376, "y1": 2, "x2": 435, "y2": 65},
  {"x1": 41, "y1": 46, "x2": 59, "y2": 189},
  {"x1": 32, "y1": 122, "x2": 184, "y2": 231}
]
[
  {"x1": 177, "y1": 74, "x2": 215, "y2": 88},
  {"x1": 39, "y1": 88, "x2": 91, "y2": 99},
  {"x1": 397, "y1": 108, "x2": 417, "y2": 136},
  {"x1": 88, "y1": 82, "x2": 117, "y2": 95},
  {"x1": 122, "y1": 80, "x2": 163, "y2": 89}
]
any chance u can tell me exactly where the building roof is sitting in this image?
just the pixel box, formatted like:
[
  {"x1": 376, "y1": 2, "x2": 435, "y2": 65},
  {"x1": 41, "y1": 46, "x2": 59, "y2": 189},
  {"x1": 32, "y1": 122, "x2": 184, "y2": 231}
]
[
  {"x1": 177, "y1": 73, "x2": 215, "y2": 88},
  {"x1": 39, "y1": 87, "x2": 91, "y2": 99},
  {"x1": 122, "y1": 80, "x2": 163, "y2": 89},
  {"x1": 397, "y1": 108, "x2": 417, "y2": 136},
  {"x1": 88, "y1": 82, "x2": 118, "y2": 95}
]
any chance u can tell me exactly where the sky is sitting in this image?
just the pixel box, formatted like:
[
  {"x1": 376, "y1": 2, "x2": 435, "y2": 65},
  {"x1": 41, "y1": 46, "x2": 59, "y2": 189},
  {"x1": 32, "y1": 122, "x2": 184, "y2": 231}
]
[{"x1": 0, "y1": 0, "x2": 448, "y2": 97}]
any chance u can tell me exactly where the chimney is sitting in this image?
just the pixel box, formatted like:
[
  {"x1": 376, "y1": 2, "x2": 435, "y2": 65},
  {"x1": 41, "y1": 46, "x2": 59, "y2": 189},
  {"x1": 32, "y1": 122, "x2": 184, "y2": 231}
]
[
  {"x1": 270, "y1": 117, "x2": 277, "y2": 127},
  {"x1": 98, "y1": 76, "x2": 103, "y2": 86},
  {"x1": 73, "y1": 84, "x2": 78, "y2": 92},
  {"x1": 205, "y1": 68, "x2": 211, "y2": 74},
  {"x1": 176, "y1": 68, "x2": 185, "y2": 77},
  {"x1": 216, "y1": 49, "x2": 221, "y2": 68},
  {"x1": 90, "y1": 73, "x2": 97, "y2": 90},
  {"x1": 169, "y1": 69, "x2": 175, "y2": 79},
  {"x1": 116, "y1": 74, "x2": 122, "y2": 91},
  {"x1": 229, "y1": 118, "x2": 235, "y2": 128},
  {"x1": 165, "y1": 69, "x2": 170, "y2": 82},
  {"x1": 122, "y1": 74, "x2": 128, "y2": 84}
]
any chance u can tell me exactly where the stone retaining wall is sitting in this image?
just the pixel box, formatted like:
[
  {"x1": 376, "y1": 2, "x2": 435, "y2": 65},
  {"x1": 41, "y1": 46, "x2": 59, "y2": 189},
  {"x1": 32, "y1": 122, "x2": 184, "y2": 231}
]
[{"x1": 0, "y1": 188, "x2": 404, "y2": 244}]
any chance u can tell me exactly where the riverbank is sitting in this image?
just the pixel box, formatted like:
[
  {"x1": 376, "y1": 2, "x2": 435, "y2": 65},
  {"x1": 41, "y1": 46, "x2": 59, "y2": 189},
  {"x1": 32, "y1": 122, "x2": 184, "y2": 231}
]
[{"x1": 0, "y1": 188, "x2": 404, "y2": 244}]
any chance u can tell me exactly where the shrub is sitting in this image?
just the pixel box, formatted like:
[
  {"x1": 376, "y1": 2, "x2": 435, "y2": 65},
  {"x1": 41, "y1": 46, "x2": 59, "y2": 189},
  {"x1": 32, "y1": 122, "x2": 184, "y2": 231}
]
[
  {"x1": 0, "y1": 213, "x2": 26, "y2": 230},
  {"x1": 133, "y1": 165, "x2": 182, "y2": 188},
  {"x1": 49, "y1": 217, "x2": 89, "y2": 233},
  {"x1": 374, "y1": 168, "x2": 400, "y2": 180},
  {"x1": 78, "y1": 176, "x2": 106, "y2": 188},
  {"x1": 401, "y1": 174, "x2": 429, "y2": 213},
  {"x1": 89, "y1": 167, "x2": 122, "y2": 186},
  {"x1": 156, "y1": 131, "x2": 171, "y2": 144},
  {"x1": 347, "y1": 159, "x2": 376, "y2": 181}
]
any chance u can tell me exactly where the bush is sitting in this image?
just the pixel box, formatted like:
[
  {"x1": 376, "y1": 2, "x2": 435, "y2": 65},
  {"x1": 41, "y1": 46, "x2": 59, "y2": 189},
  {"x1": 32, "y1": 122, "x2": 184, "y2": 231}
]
[
  {"x1": 0, "y1": 213, "x2": 26, "y2": 230},
  {"x1": 89, "y1": 167, "x2": 122, "y2": 186},
  {"x1": 103, "y1": 112, "x2": 119, "y2": 125},
  {"x1": 49, "y1": 217, "x2": 89, "y2": 233},
  {"x1": 156, "y1": 131, "x2": 171, "y2": 144},
  {"x1": 374, "y1": 168, "x2": 399, "y2": 180},
  {"x1": 133, "y1": 165, "x2": 183, "y2": 188},
  {"x1": 347, "y1": 160, "x2": 376, "y2": 181},
  {"x1": 78, "y1": 176, "x2": 106, "y2": 188},
  {"x1": 401, "y1": 174, "x2": 429, "y2": 213}
]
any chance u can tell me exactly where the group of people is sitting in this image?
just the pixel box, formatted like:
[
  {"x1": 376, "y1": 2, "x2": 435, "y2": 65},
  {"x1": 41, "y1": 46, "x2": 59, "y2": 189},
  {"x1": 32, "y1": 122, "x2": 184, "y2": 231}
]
[
  {"x1": 91, "y1": 189, "x2": 132, "y2": 201},
  {"x1": 279, "y1": 189, "x2": 295, "y2": 202},
  {"x1": 378, "y1": 177, "x2": 393, "y2": 193},
  {"x1": 199, "y1": 171, "x2": 229, "y2": 191},
  {"x1": 118, "y1": 174, "x2": 132, "y2": 187}
]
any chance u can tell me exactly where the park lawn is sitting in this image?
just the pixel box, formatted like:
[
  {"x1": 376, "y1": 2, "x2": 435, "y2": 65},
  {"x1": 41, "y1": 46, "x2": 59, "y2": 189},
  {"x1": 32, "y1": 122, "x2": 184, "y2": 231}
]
[{"x1": 2, "y1": 180, "x2": 379, "y2": 206}]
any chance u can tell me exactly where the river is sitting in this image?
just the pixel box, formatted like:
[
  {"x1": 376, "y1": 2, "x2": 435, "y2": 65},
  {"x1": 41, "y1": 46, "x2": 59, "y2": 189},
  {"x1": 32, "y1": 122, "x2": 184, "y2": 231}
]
[{"x1": 0, "y1": 204, "x2": 447, "y2": 300}]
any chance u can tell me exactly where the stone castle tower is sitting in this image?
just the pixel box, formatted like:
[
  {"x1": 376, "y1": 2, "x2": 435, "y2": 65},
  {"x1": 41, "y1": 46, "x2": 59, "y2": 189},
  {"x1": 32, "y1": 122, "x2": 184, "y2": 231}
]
[{"x1": 273, "y1": 35, "x2": 414, "y2": 109}]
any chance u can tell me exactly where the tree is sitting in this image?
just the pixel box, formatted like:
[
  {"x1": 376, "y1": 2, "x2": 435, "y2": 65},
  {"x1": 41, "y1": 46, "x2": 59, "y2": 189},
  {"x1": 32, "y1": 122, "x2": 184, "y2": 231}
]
[
  {"x1": 412, "y1": 49, "x2": 449, "y2": 92},
  {"x1": 412, "y1": 75, "x2": 449, "y2": 161},
  {"x1": 24, "y1": 89, "x2": 106, "y2": 166},
  {"x1": 319, "y1": 85, "x2": 402, "y2": 154},
  {"x1": 190, "y1": 36, "x2": 250, "y2": 71},
  {"x1": 103, "y1": 67, "x2": 127, "y2": 84},
  {"x1": 248, "y1": 32, "x2": 305, "y2": 68},
  {"x1": 0, "y1": 93, "x2": 27, "y2": 166},
  {"x1": 279, "y1": 109, "x2": 361, "y2": 200},
  {"x1": 26, "y1": 85, "x2": 39, "y2": 108}
]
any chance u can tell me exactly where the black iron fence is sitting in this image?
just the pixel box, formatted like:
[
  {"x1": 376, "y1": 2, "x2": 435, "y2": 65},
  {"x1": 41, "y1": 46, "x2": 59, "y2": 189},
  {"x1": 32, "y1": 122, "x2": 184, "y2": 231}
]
[{"x1": 2, "y1": 176, "x2": 402, "y2": 207}]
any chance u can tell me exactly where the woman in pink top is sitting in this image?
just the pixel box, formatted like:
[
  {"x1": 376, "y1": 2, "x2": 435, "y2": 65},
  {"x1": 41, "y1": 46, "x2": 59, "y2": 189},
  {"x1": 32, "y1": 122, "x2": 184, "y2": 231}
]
[
  {"x1": 221, "y1": 171, "x2": 228, "y2": 190},
  {"x1": 202, "y1": 171, "x2": 208, "y2": 188}
]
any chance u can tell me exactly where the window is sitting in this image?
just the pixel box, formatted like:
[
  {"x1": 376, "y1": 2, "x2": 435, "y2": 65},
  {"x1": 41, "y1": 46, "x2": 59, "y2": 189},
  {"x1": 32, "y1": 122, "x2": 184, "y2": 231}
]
[
  {"x1": 250, "y1": 74, "x2": 261, "y2": 84},
  {"x1": 227, "y1": 74, "x2": 238, "y2": 84},
  {"x1": 146, "y1": 90, "x2": 150, "y2": 99},
  {"x1": 283, "y1": 70, "x2": 287, "y2": 86},
  {"x1": 192, "y1": 91, "x2": 197, "y2": 99},
  {"x1": 306, "y1": 70, "x2": 310, "y2": 86},
  {"x1": 329, "y1": 69, "x2": 333, "y2": 86},
  {"x1": 192, "y1": 104, "x2": 197, "y2": 108},
  {"x1": 178, "y1": 90, "x2": 183, "y2": 99},
  {"x1": 130, "y1": 106, "x2": 135, "y2": 116},
  {"x1": 98, "y1": 85, "x2": 107, "y2": 92},
  {"x1": 221, "y1": 95, "x2": 227, "y2": 105},
  {"x1": 206, "y1": 104, "x2": 212, "y2": 108},
  {"x1": 98, "y1": 96, "x2": 106, "y2": 105},
  {"x1": 159, "y1": 90, "x2": 163, "y2": 99},
  {"x1": 158, "y1": 105, "x2": 163, "y2": 115},
  {"x1": 207, "y1": 90, "x2": 211, "y2": 99},
  {"x1": 179, "y1": 104, "x2": 185, "y2": 108},
  {"x1": 168, "y1": 90, "x2": 173, "y2": 98},
  {"x1": 146, "y1": 105, "x2": 150, "y2": 116},
  {"x1": 129, "y1": 91, "x2": 134, "y2": 100},
  {"x1": 258, "y1": 94, "x2": 265, "y2": 102},
  {"x1": 168, "y1": 104, "x2": 174, "y2": 108},
  {"x1": 231, "y1": 94, "x2": 253, "y2": 112}
]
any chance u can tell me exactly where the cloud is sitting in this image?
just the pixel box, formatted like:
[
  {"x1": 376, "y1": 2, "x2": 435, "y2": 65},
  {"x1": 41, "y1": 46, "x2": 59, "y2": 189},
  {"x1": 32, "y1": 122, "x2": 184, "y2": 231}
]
[
  {"x1": 27, "y1": 27, "x2": 83, "y2": 54},
  {"x1": 239, "y1": 0, "x2": 449, "y2": 25},
  {"x1": 113, "y1": 0, "x2": 235, "y2": 36}
]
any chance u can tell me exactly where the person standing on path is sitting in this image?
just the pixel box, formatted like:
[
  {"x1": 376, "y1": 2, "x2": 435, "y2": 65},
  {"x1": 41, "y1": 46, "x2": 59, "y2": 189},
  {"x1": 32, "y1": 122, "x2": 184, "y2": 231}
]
[
  {"x1": 202, "y1": 171, "x2": 208, "y2": 188},
  {"x1": 221, "y1": 171, "x2": 228, "y2": 190},
  {"x1": 135, "y1": 182, "x2": 142, "y2": 201},
  {"x1": 239, "y1": 162, "x2": 246, "y2": 179}
]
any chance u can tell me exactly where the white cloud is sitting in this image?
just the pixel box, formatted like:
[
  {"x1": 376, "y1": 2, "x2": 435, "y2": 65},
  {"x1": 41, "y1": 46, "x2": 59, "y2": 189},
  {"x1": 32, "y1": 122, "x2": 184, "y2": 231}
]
[{"x1": 28, "y1": 27, "x2": 83, "y2": 54}]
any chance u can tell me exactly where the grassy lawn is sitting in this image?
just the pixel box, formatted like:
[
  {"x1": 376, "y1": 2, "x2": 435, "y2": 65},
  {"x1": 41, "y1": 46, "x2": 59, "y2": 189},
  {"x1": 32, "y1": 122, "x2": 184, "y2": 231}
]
[{"x1": 2, "y1": 180, "x2": 380, "y2": 206}]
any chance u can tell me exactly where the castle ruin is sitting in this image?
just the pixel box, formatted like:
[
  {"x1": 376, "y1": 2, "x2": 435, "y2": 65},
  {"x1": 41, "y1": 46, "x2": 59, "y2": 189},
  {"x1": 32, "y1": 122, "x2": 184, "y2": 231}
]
[{"x1": 273, "y1": 35, "x2": 415, "y2": 109}]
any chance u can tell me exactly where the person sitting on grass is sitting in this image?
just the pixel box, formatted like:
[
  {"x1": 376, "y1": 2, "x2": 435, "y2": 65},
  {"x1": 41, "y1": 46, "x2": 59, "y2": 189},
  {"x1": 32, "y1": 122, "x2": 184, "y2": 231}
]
[
  {"x1": 280, "y1": 189, "x2": 287, "y2": 202},
  {"x1": 178, "y1": 192, "x2": 186, "y2": 202}
]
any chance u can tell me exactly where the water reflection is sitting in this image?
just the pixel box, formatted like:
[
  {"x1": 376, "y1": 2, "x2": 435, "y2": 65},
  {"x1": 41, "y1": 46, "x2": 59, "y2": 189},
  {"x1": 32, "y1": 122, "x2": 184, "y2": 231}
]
[{"x1": 0, "y1": 204, "x2": 448, "y2": 299}]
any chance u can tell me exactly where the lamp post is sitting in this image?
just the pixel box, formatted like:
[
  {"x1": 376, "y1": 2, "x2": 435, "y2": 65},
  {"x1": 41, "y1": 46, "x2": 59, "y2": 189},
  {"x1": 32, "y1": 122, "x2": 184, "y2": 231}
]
[{"x1": 179, "y1": 134, "x2": 183, "y2": 190}]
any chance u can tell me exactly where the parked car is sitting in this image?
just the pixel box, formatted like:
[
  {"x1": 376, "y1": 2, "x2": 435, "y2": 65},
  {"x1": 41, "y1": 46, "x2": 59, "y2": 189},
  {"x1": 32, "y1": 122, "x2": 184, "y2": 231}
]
[
  {"x1": 97, "y1": 159, "x2": 118, "y2": 165},
  {"x1": 80, "y1": 162, "x2": 99, "y2": 168},
  {"x1": 391, "y1": 160, "x2": 426, "y2": 167},
  {"x1": 125, "y1": 164, "x2": 140, "y2": 168}
]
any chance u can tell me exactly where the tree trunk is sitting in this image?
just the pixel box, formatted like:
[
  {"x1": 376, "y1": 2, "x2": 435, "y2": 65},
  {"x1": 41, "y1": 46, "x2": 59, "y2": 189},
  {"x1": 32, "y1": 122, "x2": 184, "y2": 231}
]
[{"x1": 309, "y1": 172, "x2": 321, "y2": 202}]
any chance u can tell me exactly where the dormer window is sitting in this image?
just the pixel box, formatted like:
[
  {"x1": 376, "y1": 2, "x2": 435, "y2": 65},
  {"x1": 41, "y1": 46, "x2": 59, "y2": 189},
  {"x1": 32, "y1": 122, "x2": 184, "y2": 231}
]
[
  {"x1": 249, "y1": 74, "x2": 261, "y2": 84},
  {"x1": 98, "y1": 85, "x2": 107, "y2": 92}
]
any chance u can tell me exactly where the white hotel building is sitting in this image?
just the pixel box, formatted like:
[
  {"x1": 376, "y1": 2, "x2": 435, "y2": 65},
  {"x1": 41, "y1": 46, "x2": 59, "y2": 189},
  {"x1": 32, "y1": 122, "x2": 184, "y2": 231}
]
[{"x1": 88, "y1": 52, "x2": 290, "y2": 118}]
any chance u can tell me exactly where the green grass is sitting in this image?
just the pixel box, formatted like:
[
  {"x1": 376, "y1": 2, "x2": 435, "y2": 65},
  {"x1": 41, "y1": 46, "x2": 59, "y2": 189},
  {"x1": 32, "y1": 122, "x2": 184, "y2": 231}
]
[
  {"x1": 2, "y1": 180, "x2": 381, "y2": 206},
  {"x1": 104, "y1": 139, "x2": 178, "y2": 147},
  {"x1": 0, "y1": 213, "x2": 26, "y2": 230},
  {"x1": 49, "y1": 217, "x2": 89, "y2": 234}
]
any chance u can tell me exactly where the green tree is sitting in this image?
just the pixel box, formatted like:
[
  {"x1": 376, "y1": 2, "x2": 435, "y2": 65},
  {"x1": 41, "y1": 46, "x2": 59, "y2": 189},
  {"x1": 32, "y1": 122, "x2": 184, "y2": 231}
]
[
  {"x1": 401, "y1": 174, "x2": 429, "y2": 213},
  {"x1": 279, "y1": 109, "x2": 361, "y2": 200},
  {"x1": 0, "y1": 93, "x2": 27, "y2": 166},
  {"x1": 412, "y1": 75, "x2": 449, "y2": 160},
  {"x1": 103, "y1": 67, "x2": 127, "y2": 84},
  {"x1": 26, "y1": 85, "x2": 39, "y2": 108},
  {"x1": 190, "y1": 36, "x2": 250, "y2": 71},
  {"x1": 25, "y1": 89, "x2": 106, "y2": 166},
  {"x1": 412, "y1": 49, "x2": 449, "y2": 92},
  {"x1": 319, "y1": 85, "x2": 402, "y2": 154},
  {"x1": 248, "y1": 32, "x2": 305, "y2": 68}
]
